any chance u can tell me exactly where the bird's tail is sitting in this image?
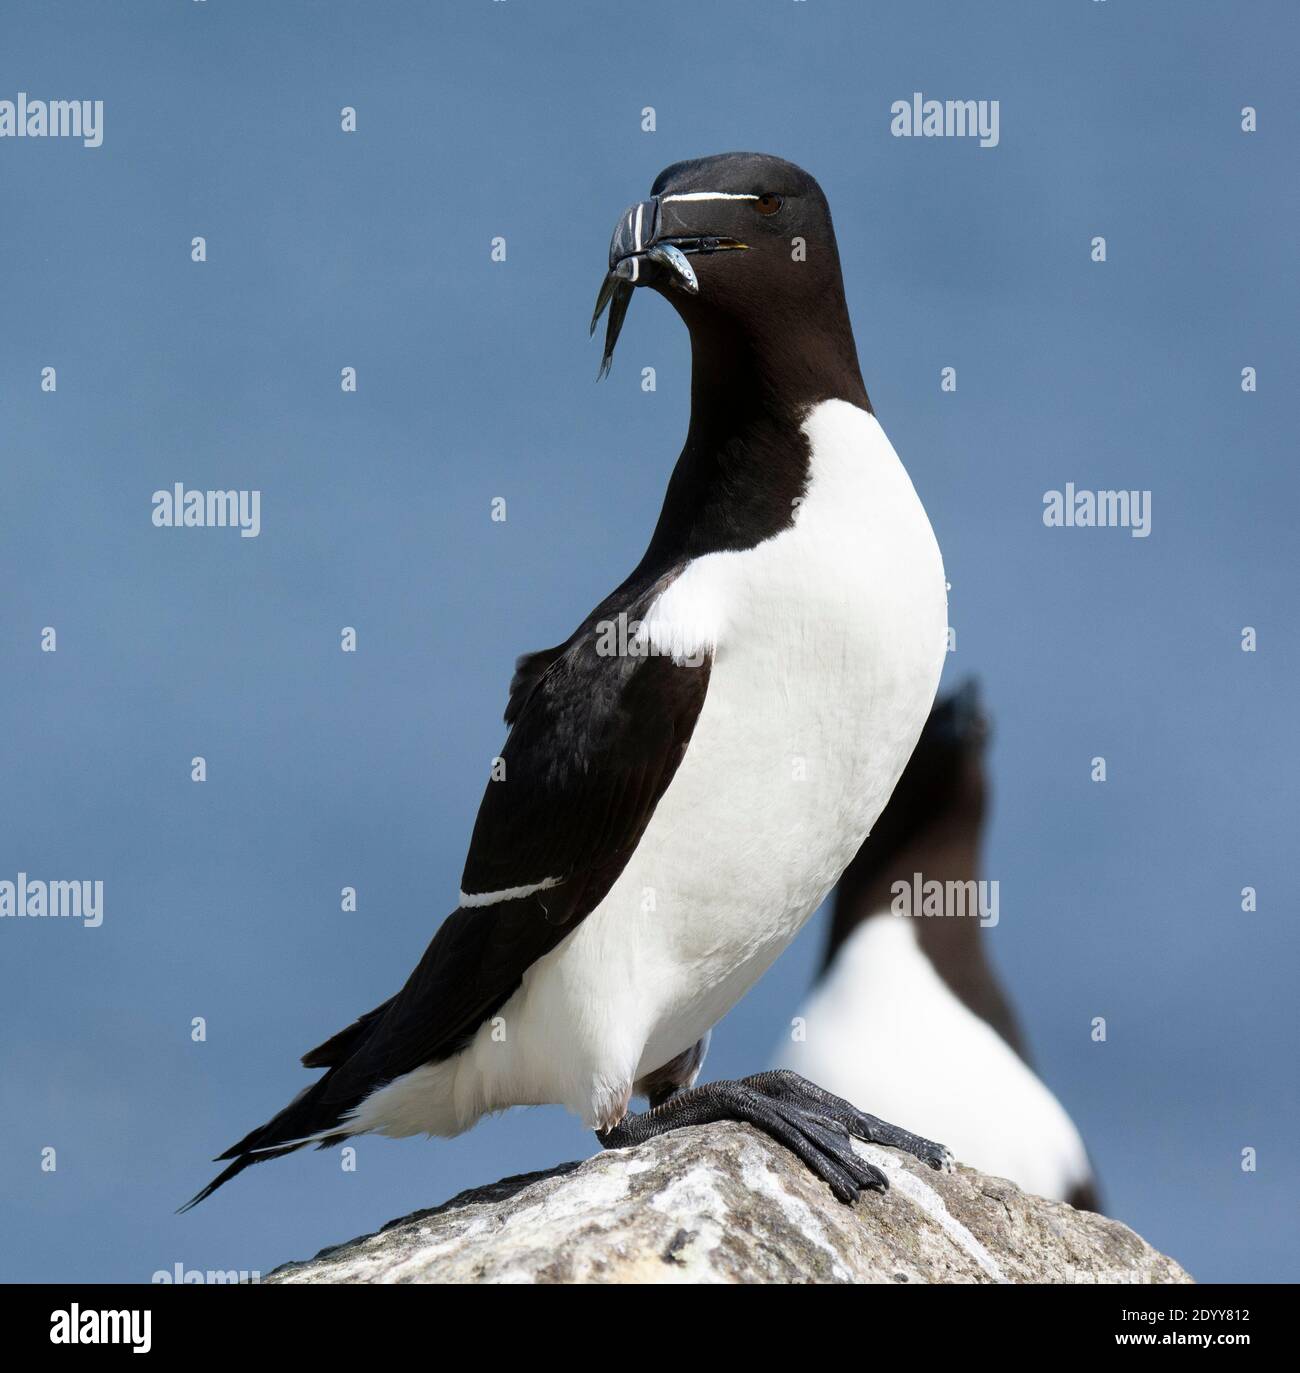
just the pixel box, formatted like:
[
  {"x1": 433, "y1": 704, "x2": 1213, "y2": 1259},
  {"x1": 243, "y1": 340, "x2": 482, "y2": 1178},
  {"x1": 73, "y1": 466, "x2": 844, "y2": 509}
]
[
  {"x1": 179, "y1": 1000, "x2": 394, "y2": 1212},
  {"x1": 177, "y1": 1143, "x2": 305, "y2": 1214},
  {"x1": 178, "y1": 1077, "x2": 349, "y2": 1213}
]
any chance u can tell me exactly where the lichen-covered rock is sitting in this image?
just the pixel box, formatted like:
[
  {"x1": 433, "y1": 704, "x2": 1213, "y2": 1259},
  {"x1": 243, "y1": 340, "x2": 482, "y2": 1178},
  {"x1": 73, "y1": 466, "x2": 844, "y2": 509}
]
[{"x1": 267, "y1": 1122, "x2": 1191, "y2": 1284}]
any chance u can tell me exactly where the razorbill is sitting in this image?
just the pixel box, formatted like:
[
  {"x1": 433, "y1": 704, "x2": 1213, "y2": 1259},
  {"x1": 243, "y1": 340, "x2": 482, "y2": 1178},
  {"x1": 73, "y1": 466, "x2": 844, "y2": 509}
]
[
  {"x1": 184, "y1": 152, "x2": 951, "y2": 1210},
  {"x1": 778, "y1": 680, "x2": 1101, "y2": 1209}
]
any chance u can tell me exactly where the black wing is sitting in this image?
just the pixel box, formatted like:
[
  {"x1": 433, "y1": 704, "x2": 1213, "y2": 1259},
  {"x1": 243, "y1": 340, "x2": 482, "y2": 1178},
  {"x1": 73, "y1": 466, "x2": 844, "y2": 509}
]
[
  {"x1": 183, "y1": 572, "x2": 711, "y2": 1208},
  {"x1": 328, "y1": 573, "x2": 712, "y2": 1093}
]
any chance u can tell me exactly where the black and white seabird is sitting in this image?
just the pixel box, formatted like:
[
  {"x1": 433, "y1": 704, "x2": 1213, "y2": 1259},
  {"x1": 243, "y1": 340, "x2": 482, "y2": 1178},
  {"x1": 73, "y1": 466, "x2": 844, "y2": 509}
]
[
  {"x1": 778, "y1": 681, "x2": 1101, "y2": 1209},
  {"x1": 184, "y1": 152, "x2": 951, "y2": 1211}
]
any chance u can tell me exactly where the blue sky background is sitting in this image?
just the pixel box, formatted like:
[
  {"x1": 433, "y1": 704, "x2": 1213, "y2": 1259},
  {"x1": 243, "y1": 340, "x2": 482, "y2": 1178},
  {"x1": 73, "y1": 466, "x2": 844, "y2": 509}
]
[{"x1": 2, "y1": 1, "x2": 1295, "y2": 1284}]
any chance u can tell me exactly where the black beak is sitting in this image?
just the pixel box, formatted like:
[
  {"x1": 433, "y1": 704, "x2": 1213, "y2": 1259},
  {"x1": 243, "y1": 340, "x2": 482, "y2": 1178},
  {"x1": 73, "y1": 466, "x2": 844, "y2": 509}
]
[{"x1": 590, "y1": 195, "x2": 747, "y2": 379}]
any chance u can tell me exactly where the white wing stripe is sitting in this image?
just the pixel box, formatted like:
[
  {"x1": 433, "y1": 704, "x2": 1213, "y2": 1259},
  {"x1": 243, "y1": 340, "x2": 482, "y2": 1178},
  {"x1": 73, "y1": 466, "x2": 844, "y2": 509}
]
[{"x1": 458, "y1": 877, "x2": 563, "y2": 909}]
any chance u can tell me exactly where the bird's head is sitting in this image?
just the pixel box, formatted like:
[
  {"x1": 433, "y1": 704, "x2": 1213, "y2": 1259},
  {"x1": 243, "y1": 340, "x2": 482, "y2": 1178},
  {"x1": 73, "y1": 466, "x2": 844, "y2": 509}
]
[
  {"x1": 889, "y1": 677, "x2": 992, "y2": 830},
  {"x1": 591, "y1": 152, "x2": 848, "y2": 380}
]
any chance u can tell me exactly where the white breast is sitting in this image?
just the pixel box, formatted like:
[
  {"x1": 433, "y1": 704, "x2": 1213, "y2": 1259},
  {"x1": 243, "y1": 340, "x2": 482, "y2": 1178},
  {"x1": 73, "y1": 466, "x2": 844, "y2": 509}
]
[
  {"x1": 777, "y1": 914, "x2": 1093, "y2": 1204},
  {"x1": 352, "y1": 400, "x2": 948, "y2": 1140}
]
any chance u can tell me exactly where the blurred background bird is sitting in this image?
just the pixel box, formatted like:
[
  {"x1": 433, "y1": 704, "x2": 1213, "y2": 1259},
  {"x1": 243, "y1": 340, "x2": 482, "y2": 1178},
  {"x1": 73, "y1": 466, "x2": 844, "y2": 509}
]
[{"x1": 776, "y1": 679, "x2": 1100, "y2": 1210}]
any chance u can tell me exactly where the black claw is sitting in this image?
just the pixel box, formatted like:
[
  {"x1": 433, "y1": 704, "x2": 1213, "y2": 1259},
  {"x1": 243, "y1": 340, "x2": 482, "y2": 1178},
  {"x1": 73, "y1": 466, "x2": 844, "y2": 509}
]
[
  {"x1": 781, "y1": 1107, "x2": 888, "y2": 1193},
  {"x1": 742, "y1": 1070, "x2": 952, "y2": 1173},
  {"x1": 596, "y1": 1071, "x2": 946, "y2": 1207}
]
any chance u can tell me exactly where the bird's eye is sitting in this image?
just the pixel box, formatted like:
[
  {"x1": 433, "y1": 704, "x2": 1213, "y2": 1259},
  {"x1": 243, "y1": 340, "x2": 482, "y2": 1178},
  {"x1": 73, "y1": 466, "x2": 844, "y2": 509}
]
[{"x1": 754, "y1": 192, "x2": 784, "y2": 216}]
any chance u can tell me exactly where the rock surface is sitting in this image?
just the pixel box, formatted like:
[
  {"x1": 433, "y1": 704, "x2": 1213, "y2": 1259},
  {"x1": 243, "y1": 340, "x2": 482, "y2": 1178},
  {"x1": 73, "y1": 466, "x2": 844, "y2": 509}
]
[{"x1": 267, "y1": 1122, "x2": 1191, "y2": 1284}]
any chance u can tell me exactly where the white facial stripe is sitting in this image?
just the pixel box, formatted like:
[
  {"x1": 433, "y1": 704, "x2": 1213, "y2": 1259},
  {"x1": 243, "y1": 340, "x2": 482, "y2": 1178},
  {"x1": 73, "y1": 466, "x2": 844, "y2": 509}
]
[
  {"x1": 634, "y1": 201, "x2": 644, "y2": 250},
  {"x1": 659, "y1": 191, "x2": 759, "y2": 204}
]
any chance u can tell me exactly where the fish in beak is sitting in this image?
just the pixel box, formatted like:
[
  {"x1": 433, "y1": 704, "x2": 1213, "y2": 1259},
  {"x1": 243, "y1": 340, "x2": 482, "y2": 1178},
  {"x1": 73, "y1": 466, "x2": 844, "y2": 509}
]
[{"x1": 590, "y1": 195, "x2": 748, "y2": 378}]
